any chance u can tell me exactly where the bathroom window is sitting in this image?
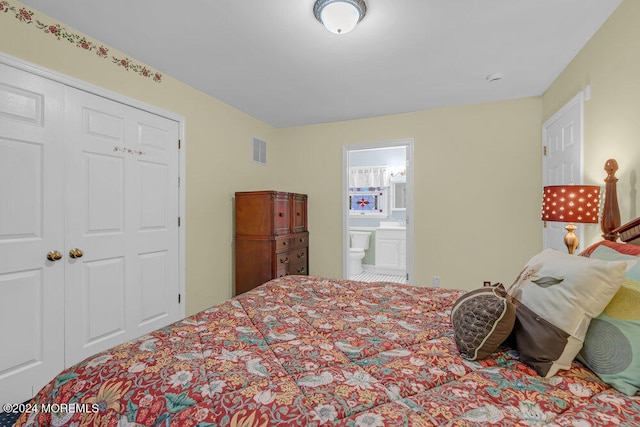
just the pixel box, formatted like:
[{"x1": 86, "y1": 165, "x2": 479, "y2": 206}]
[{"x1": 349, "y1": 189, "x2": 385, "y2": 216}]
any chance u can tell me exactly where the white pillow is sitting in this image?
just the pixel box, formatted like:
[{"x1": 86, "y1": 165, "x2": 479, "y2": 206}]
[{"x1": 507, "y1": 248, "x2": 626, "y2": 377}]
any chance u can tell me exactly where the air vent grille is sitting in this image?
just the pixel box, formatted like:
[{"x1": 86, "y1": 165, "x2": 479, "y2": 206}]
[{"x1": 252, "y1": 138, "x2": 267, "y2": 165}]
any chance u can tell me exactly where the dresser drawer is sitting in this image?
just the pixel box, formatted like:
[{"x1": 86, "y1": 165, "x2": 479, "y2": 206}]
[
  {"x1": 290, "y1": 232, "x2": 309, "y2": 249},
  {"x1": 292, "y1": 247, "x2": 307, "y2": 265},
  {"x1": 276, "y1": 252, "x2": 292, "y2": 270},
  {"x1": 291, "y1": 263, "x2": 307, "y2": 275},
  {"x1": 289, "y1": 252, "x2": 308, "y2": 275},
  {"x1": 275, "y1": 235, "x2": 292, "y2": 253},
  {"x1": 276, "y1": 261, "x2": 288, "y2": 278}
]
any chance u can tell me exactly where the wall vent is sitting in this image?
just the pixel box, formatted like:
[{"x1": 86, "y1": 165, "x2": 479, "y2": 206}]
[{"x1": 252, "y1": 138, "x2": 267, "y2": 165}]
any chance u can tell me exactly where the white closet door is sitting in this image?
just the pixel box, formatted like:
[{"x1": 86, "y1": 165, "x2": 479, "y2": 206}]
[
  {"x1": 0, "y1": 63, "x2": 65, "y2": 405},
  {"x1": 63, "y1": 87, "x2": 180, "y2": 366}
]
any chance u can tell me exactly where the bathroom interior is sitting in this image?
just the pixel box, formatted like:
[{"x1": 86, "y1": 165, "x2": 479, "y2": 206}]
[{"x1": 348, "y1": 146, "x2": 407, "y2": 283}]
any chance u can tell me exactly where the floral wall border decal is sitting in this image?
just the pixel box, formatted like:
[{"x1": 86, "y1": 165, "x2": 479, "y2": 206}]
[{"x1": 0, "y1": 0, "x2": 163, "y2": 83}]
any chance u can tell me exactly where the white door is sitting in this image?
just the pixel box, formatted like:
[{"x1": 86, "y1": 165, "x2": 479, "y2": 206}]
[
  {"x1": 0, "y1": 63, "x2": 66, "y2": 405},
  {"x1": 0, "y1": 60, "x2": 182, "y2": 404},
  {"x1": 64, "y1": 87, "x2": 181, "y2": 366},
  {"x1": 542, "y1": 92, "x2": 584, "y2": 252}
]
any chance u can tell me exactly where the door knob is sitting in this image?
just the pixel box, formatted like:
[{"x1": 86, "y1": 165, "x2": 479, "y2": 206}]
[
  {"x1": 69, "y1": 248, "x2": 84, "y2": 259},
  {"x1": 46, "y1": 250, "x2": 62, "y2": 261}
]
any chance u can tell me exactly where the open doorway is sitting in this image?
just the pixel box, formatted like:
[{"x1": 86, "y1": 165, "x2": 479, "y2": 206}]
[{"x1": 342, "y1": 139, "x2": 414, "y2": 283}]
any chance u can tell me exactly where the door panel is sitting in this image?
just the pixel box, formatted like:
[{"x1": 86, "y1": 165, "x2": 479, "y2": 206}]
[
  {"x1": 83, "y1": 257, "x2": 126, "y2": 344},
  {"x1": 0, "y1": 61, "x2": 181, "y2": 403},
  {"x1": 140, "y1": 251, "x2": 168, "y2": 325},
  {"x1": 0, "y1": 63, "x2": 65, "y2": 405},
  {"x1": 542, "y1": 93, "x2": 583, "y2": 252},
  {"x1": 86, "y1": 153, "x2": 125, "y2": 232},
  {"x1": 64, "y1": 86, "x2": 180, "y2": 365},
  {"x1": 0, "y1": 138, "x2": 42, "y2": 239},
  {"x1": 131, "y1": 105, "x2": 180, "y2": 332},
  {"x1": 0, "y1": 270, "x2": 43, "y2": 369},
  {"x1": 140, "y1": 162, "x2": 168, "y2": 229}
]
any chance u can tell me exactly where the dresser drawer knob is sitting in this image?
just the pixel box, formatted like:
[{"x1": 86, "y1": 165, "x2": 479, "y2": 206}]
[
  {"x1": 279, "y1": 212, "x2": 285, "y2": 217},
  {"x1": 297, "y1": 252, "x2": 305, "y2": 259},
  {"x1": 297, "y1": 267, "x2": 306, "y2": 274},
  {"x1": 280, "y1": 257, "x2": 289, "y2": 264}
]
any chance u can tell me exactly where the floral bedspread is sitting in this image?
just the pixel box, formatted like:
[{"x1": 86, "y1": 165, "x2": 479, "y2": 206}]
[{"x1": 16, "y1": 276, "x2": 640, "y2": 426}]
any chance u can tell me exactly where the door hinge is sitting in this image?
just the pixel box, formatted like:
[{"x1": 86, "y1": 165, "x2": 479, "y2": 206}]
[
  {"x1": 178, "y1": 293, "x2": 181, "y2": 304},
  {"x1": 543, "y1": 146, "x2": 547, "y2": 156},
  {"x1": 178, "y1": 217, "x2": 181, "y2": 227},
  {"x1": 178, "y1": 139, "x2": 181, "y2": 149},
  {"x1": 178, "y1": 176, "x2": 180, "y2": 188}
]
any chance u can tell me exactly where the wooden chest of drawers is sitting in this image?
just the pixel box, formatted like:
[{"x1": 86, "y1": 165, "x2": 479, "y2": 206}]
[{"x1": 235, "y1": 191, "x2": 309, "y2": 295}]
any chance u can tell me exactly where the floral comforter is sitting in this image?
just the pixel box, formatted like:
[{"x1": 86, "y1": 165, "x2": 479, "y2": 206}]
[{"x1": 17, "y1": 276, "x2": 640, "y2": 426}]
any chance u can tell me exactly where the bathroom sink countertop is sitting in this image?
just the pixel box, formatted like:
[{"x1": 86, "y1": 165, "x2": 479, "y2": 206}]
[{"x1": 377, "y1": 221, "x2": 406, "y2": 229}]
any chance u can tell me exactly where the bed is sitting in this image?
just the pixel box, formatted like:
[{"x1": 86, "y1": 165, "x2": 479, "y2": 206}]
[{"x1": 15, "y1": 161, "x2": 640, "y2": 426}]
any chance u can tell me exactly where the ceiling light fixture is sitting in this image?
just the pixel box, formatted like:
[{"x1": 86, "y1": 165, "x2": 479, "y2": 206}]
[{"x1": 314, "y1": 0, "x2": 367, "y2": 35}]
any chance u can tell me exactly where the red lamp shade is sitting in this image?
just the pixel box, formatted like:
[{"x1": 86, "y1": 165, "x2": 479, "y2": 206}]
[{"x1": 542, "y1": 185, "x2": 600, "y2": 224}]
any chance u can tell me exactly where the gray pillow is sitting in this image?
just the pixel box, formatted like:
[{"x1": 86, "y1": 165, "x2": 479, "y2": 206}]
[{"x1": 451, "y1": 284, "x2": 515, "y2": 360}]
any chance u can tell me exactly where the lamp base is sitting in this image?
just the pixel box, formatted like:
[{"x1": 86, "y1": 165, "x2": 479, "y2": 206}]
[{"x1": 564, "y1": 222, "x2": 579, "y2": 254}]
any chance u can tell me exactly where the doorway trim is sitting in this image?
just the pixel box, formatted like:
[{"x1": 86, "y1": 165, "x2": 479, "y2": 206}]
[{"x1": 342, "y1": 139, "x2": 414, "y2": 282}]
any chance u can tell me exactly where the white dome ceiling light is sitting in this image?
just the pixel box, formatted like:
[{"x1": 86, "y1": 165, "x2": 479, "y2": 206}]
[{"x1": 313, "y1": 0, "x2": 367, "y2": 35}]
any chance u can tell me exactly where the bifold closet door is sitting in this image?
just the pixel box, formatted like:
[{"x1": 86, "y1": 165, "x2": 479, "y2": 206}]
[
  {"x1": 64, "y1": 86, "x2": 180, "y2": 366},
  {"x1": 0, "y1": 63, "x2": 66, "y2": 405},
  {"x1": 0, "y1": 61, "x2": 181, "y2": 404}
]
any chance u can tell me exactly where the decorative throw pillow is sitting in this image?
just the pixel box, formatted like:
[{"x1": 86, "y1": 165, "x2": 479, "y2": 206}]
[
  {"x1": 580, "y1": 240, "x2": 640, "y2": 258},
  {"x1": 586, "y1": 245, "x2": 640, "y2": 281},
  {"x1": 507, "y1": 249, "x2": 626, "y2": 378},
  {"x1": 451, "y1": 284, "x2": 516, "y2": 360},
  {"x1": 578, "y1": 279, "x2": 640, "y2": 396}
]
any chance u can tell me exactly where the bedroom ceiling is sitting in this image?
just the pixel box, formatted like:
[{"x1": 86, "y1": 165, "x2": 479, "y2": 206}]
[{"x1": 19, "y1": 0, "x2": 622, "y2": 128}]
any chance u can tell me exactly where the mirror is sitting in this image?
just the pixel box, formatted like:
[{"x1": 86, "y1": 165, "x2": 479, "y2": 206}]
[{"x1": 391, "y1": 180, "x2": 406, "y2": 210}]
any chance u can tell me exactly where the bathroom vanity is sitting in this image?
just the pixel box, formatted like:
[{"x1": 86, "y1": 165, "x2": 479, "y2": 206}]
[{"x1": 375, "y1": 223, "x2": 406, "y2": 275}]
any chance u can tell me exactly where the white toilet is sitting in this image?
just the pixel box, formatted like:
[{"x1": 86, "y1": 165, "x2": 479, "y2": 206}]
[{"x1": 349, "y1": 231, "x2": 372, "y2": 275}]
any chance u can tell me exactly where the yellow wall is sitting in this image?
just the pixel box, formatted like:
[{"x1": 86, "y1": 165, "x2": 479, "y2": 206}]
[
  {"x1": 542, "y1": 0, "x2": 640, "y2": 245},
  {"x1": 5, "y1": 0, "x2": 638, "y2": 311},
  {"x1": 273, "y1": 99, "x2": 543, "y2": 289},
  {"x1": 0, "y1": 1, "x2": 278, "y2": 314}
]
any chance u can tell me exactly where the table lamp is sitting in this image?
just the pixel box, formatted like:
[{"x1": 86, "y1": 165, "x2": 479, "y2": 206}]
[{"x1": 542, "y1": 185, "x2": 600, "y2": 254}]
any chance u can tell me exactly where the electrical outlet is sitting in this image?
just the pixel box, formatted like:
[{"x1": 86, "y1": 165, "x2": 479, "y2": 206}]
[{"x1": 433, "y1": 276, "x2": 440, "y2": 288}]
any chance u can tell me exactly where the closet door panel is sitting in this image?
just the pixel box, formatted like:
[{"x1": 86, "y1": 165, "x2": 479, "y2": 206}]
[
  {"x1": 0, "y1": 63, "x2": 65, "y2": 405},
  {"x1": 83, "y1": 257, "x2": 126, "y2": 343},
  {"x1": 139, "y1": 251, "x2": 168, "y2": 325},
  {"x1": 85, "y1": 153, "x2": 125, "y2": 232},
  {"x1": 131, "y1": 106, "x2": 180, "y2": 332},
  {"x1": 63, "y1": 88, "x2": 130, "y2": 365},
  {"x1": 64, "y1": 86, "x2": 180, "y2": 365}
]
